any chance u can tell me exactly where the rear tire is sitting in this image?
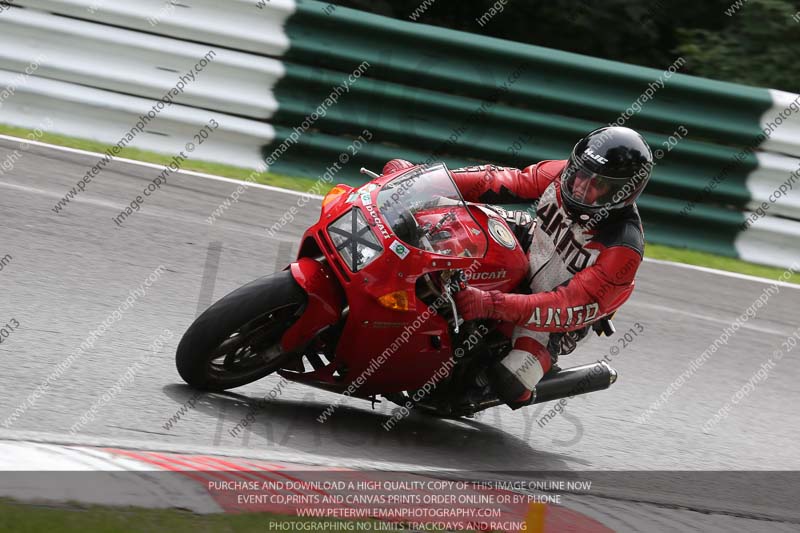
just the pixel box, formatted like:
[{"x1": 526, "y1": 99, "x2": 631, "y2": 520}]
[{"x1": 176, "y1": 271, "x2": 306, "y2": 391}]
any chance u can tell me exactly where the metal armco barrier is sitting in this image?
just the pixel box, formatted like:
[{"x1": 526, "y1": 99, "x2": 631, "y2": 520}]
[{"x1": 2, "y1": 0, "x2": 799, "y2": 268}]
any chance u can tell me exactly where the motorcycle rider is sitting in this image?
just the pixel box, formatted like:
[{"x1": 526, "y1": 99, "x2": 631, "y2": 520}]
[{"x1": 383, "y1": 126, "x2": 652, "y2": 409}]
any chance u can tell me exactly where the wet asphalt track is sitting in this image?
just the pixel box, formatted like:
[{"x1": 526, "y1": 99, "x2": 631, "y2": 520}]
[{"x1": 1, "y1": 136, "x2": 799, "y2": 531}]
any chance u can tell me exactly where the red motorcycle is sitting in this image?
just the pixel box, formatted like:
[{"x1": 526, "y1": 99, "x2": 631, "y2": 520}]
[{"x1": 176, "y1": 163, "x2": 617, "y2": 417}]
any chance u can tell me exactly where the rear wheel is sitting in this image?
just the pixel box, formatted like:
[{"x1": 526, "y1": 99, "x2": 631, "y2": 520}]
[{"x1": 176, "y1": 271, "x2": 306, "y2": 391}]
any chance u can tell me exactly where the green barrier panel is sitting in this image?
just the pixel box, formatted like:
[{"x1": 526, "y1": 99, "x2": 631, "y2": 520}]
[
  {"x1": 286, "y1": 0, "x2": 773, "y2": 145},
  {"x1": 264, "y1": 0, "x2": 766, "y2": 257},
  {"x1": 638, "y1": 196, "x2": 744, "y2": 258},
  {"x1": 272, "y1": 60, "x2": 756, "y2": 208},
  {"x1": 265, "y1": 125, "x2": 746, "y2": 260}
]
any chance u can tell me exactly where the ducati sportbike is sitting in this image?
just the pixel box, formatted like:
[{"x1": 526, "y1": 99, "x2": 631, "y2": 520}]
[{"x1": 176, "y1": 163, "x2": 617, "y2": 417}]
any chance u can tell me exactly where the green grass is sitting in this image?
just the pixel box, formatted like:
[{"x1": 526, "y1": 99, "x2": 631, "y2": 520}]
[
  {"x1": 0, "y1": 124, "x2": 318, "y2": 193},
  {"x1": 645, "y1": 243, "x2": 799, "y2": 285},
  {"x1": 2, "y1": 123, "x2": 795, "y2": 285},
  {"x1": 0, "y1": 499, "x2": 402, "y2": 533}
]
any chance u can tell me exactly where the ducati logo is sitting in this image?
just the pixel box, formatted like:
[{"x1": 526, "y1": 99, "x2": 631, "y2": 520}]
[
  {"x1": 465, "y1": 270, "x2": 507, "y2": 280},
  {"x1": 361, "y1": 200, "x2": 390, "y2": 239}
]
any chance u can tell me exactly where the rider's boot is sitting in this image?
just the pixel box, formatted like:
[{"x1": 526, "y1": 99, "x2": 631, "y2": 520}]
[
  {"x1": 487, "y1": 361, "x2": 538, "y2": 410},
  {"x1": 484, "y1": 326, "x2": 558, "y2": 410}
]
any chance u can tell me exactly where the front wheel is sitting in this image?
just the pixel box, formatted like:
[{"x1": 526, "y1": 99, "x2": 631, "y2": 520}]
[{"x1": 176, "y1": 271, "x2": 306, "y2": 391}]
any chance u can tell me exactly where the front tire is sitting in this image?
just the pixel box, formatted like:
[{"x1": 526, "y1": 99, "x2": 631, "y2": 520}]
[{"x1": 176, "y1": 271, "x2": 306, "y2": 391}]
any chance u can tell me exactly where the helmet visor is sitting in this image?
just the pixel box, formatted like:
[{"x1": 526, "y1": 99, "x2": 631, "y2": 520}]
[{"x1": 561, "y1": 157, "x2": 645, "y2": 210}]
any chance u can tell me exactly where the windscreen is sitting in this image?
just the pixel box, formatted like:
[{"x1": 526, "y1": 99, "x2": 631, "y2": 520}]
[{"x1": 377, "y1": 163, "x2": 488, "y2": 258}]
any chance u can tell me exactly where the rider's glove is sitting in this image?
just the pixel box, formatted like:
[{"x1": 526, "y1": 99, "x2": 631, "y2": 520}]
[
  {"x1": 455, "y1": 286, "x2": 503, "y2": 321},
  {"x1": 382, "y1": 159, "x2": 415, "y2": 175}
]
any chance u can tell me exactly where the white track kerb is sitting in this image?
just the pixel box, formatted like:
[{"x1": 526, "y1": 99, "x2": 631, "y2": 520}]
[{"x1": 736, "y1": 90, "x2": 800, "y2": 267}]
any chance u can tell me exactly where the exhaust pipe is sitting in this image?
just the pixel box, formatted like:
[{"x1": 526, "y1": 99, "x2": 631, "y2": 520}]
[
  {"x1": 433, "y1": 361, "x2": 618, "y2": 415},
  {"x1": 532, "y1": 361, "x2": 617, "y2": 404}
]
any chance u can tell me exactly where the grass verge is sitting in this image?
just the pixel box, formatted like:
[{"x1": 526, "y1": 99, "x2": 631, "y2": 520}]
[
  {"x1": 645, "y1": 243, "x2": 798, "y2": 284},
  {"x1": 0, "y1": 124, "x2": 317, "y2": 193},
  {"x1": 0, "y1": 499, "x2": 400, "y2": 533},
  {"x1": 2, "y1": 124, "x2": 796, "y2": 285}
]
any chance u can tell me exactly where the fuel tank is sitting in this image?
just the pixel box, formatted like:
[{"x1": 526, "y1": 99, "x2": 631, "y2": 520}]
[{"x1": 465, "y1": 204, "x2": 529, "y2": 292}]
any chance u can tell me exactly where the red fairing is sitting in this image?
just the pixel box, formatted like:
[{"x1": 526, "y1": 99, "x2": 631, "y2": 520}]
[
  {"x1": 487, "y1": 246, "x2": 641, "y2": 331},
  {"x1": 450, "y1": 161, "x2": 567, "y2": 203},
  {"x1": 277, "y1": 163, "x2": 528, "y2": 396},
  {"x1": 270, "y1": 157, "x2": 638, "y2": 399},
  {"x1": 281, "y1": 258, "x2": 344, "y2": 353}
]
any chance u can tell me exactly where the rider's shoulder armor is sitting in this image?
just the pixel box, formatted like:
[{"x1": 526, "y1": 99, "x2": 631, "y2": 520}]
[{"x1": 593, "y1": 205, "x2": 645, "y2": 257}]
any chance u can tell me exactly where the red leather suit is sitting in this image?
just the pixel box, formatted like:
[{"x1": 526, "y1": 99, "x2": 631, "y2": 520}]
[{"x1": 385, "y1": 159, "x2": 645, "y2": 393}]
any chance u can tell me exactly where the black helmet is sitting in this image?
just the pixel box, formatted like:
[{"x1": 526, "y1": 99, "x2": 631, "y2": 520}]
[{"x1": 560, "y1": 126, "x2": 653, "y2": 222}]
